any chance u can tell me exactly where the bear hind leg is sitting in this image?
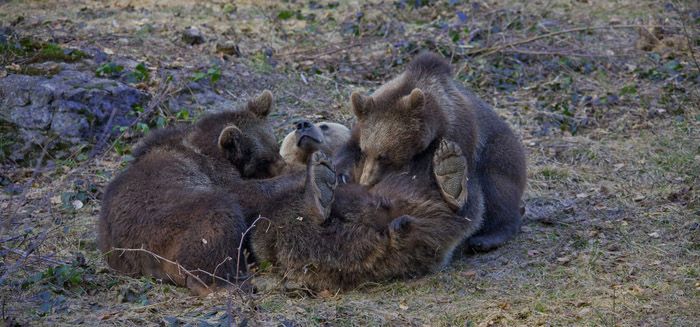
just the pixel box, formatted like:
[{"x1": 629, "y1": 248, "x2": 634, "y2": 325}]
[{"x1": 433, "y1": 139, "x2": 469, "y2": 211}]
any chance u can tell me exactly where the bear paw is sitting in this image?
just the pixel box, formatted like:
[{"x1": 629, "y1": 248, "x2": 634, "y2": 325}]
[
  {"x1": 306, "y1": 151, "x2": 337, "y2": 223},
  {"x1": 433, "y1": 139, "x2": 468, "y2": 211}
]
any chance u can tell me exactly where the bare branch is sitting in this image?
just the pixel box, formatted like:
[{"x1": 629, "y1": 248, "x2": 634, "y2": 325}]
[
  {"x1": 110, "y1": 247, "x2": 211, "y2": 292},
  {"x1": 467, "y1": 24, "x2": 668, "y2": 57}
]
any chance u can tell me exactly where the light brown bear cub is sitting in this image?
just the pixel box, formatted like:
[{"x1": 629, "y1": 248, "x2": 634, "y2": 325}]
[
  {"x1": 98, "y1": 91, "x2": 304, "y2": 295},
  {"x1": 335, "y1": 52, "x2": 527, "y2": 251}
]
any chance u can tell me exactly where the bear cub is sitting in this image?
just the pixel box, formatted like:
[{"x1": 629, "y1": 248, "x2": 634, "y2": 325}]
[
  {"x1": 98, "y1": 91, "x2": 303, "y2": 295},
  {"x1": 335, "y1": 52, "x2": 527, "y2": 251}
]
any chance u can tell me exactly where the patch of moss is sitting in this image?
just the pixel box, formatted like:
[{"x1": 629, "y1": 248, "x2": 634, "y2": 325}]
[
  {"x1": 1, "y1": 36, "x2": 88, "y2": 65},
  {"x1": 35, "y1": 43, "x2": 88, "y2": 62},
  {"x1": 19, "y1": 64, "x2": 62, "y2": 76}
]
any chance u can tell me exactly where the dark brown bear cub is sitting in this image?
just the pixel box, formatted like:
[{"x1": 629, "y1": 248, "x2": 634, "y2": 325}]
[
  {"x1": 252, "y1": 139, "x2": 479, "y2": 292},
  {"x1": 98, "y1": 91, "x2": 303, "y2": 295},
  {"x1": 335, "y1": 52, "x2": 527, "y2": 251}
]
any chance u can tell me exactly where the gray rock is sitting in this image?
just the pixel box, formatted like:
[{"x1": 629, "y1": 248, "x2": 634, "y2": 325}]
[
  {"x1": 10, "y1": 104, "x2": 52, "y2": 129},
  {"x1": 182, "y1": 27, "x2": 205, "y2": 45},
  {"x1": 0, "y1": 68, "x2": 150, "y2": 163}
]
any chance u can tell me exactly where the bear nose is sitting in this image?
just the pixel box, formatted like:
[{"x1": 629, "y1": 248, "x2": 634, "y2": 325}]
[{"x1": 295, "y1": 120, "x2": 313, "y2": 131}]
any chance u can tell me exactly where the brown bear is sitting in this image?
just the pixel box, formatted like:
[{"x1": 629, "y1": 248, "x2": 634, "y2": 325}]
[
  {"x1": 98, "y1": 90, "x2": 307, "y2": 295},
  {"x1": 334, "y1": 52, "x2": 527, "y2": 251},
  {"x1": 251, "y1": 139, "x2": 479, "y2": 292},
  {"x1": 279, "y1": 120, "x2": 350, "y2": 169}
]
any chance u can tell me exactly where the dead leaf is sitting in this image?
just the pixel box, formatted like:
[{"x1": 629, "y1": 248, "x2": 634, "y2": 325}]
[
  {"x1": 399, "y1": 303, "x2": 408, "y2": 311},
  {"x1": 318, "y1": 289, "x2": 333, "y2": 299},
  {"x1": 633, "y1": 195, "x2": 645, "y2": 202},
  {"x1": 557, "y1": 256, "x2": 571, "y2": 264},
  {"x1": 6, "y1": 63, "x2": 21, "y2": 71},
  {"x1": 648, "y1": 232, "x2": 660, "y2": 238},
  {"x1": 462, "y1": 270, "x2": 477, "y2": 278}
]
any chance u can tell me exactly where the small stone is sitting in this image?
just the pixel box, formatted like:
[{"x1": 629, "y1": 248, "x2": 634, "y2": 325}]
[
  {"x1": 182, "y1": 27, "x2": 205, "y2": 45},
  {"x1": 648, "y1": 232, "x2": 660, "y2": 238},
  {"x1": 578, "y1": 307, "x2": 591, "y2": 316},
  {"x1": 215, "y1": 40, "x2": 241, "y2": 56},
  {"x1": 556, "y1": 256, "x2": 571, "y2": 264},
  {"x1": 71, "y1": 200, "x2": 84, "y2": 210}
]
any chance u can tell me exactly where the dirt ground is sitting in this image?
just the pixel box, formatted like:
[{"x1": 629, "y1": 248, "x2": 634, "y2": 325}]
[{"x1": 1, "y1": 0, "x2": 699, "y2": 325}]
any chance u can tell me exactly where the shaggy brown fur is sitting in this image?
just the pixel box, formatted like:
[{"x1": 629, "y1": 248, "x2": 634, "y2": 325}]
[
  {"x1": 335, "y1": 52, "x2": 527, "y2": 251},
  {"x1": 251, "y1": 142, "x2": 479, "y2": 292},
  {"x1": 98, "y1": 91, "x2": 305, "y2": 295}
]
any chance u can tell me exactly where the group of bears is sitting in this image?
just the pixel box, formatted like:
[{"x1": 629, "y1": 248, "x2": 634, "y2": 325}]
[{"x1": 97, "y1": 53, "x2": 527, "y2": 295}]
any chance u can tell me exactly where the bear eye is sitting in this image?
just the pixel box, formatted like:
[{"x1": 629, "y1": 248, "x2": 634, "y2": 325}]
[
  {"x1": 377, "y1": 154, "x2": 389, "y2": 163},
  {"x1": 319, "y1": 124, "x2": 329, "y2": 131}
]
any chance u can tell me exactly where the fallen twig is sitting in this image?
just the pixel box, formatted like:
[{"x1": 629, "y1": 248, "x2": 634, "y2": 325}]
[
  {"x1": 466, "y1": 24, "x2": 667, "y2": 57},
  {"x1": 236, "y1": 215, "x2": 270, "y2": 282},
  {"x1": 1, "y1": 246, "x2": 68, "y2": 266},
  {"x1": 500, "y1": 48, "x2": 633, "y2": 58},
  {"x1": 111, "y1": 247, "x2": 213, "y2": 292}
]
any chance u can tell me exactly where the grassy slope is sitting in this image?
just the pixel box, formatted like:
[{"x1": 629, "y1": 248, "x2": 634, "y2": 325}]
[{"x1": 1, "y1": 0, "x2": 698, "y2": 325}]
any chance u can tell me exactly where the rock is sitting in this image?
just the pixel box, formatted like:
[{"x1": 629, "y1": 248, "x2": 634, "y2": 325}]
[
  {"x1": 0, "y1": 69, "x2": 149, "y2": 163},
  {"x1": 216, "y1": 41, "x2": 241, "y2": 56},
  {"x1": 182, "y1": 27, "x2": 205, "y2": 45}
]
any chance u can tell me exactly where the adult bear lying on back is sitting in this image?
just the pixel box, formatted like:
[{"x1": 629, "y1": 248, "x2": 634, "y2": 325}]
[
  {"x1": 335, "y1": 52, "x2": 527, "y2": 251},
  {"x1": 98, "y1": 91, "x2": 305, "y2": 295},
  {"x1": 252, "y1": 142, "x2": 478, "y2": 292}
]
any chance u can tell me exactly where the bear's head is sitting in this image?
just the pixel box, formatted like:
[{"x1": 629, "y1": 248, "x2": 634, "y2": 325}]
[
  {"x1": 279, "y1": 120, "x2": 351, "y2": 166},
  {"x1": 210, "y1": 90, "x2": 285, "y2": 178},
  {"x1": 350, "y1": 87, "x2": 442, "y2": 186}
]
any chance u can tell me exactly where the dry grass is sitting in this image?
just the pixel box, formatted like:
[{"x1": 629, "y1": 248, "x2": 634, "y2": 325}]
[{"x1": 1, "y1": 0, "x2": 699, "y2": 325}]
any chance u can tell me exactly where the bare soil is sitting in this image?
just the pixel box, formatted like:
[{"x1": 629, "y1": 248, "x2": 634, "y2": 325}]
[{"x1": 1, "y1": 0, "x2": 699, "y2": 325}]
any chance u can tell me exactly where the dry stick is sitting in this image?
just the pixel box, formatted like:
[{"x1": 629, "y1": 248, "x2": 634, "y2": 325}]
[
  {"x1": 235, "y1": 215, "x2": 270, "y2": 282},
  {"x1": 1, "y1": 246, "x2": 68, "y2": 266},
  {"x1": 283, "y1": 40, "x2": 367, "y2": 61},
  {"x1": 466, "y1": 24, "x2": 665, "y2": 57},
  {"x1": 111, "y1": 247, "x2": 216, "y2": 291},
  {"x1": 500, "y1": 48, "x2": 634, "y2": 58},
  {"x1": 675, "y1": 1, "x2": 700, "y2": 73}
]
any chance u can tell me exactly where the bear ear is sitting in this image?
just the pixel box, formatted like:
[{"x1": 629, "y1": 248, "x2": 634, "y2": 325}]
[
  {"x1": 350, "y1": 92, "x2": 372, "y2": 119},
  {"x1": 218, "y1": 125, "x2": 243, "y2": 154},
  {"x1": 247, "y1": 90, "x2": 274, "y2": 118},
  {"x1": 402, "y1": 88, "x2": 425, "y2": 111}
]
